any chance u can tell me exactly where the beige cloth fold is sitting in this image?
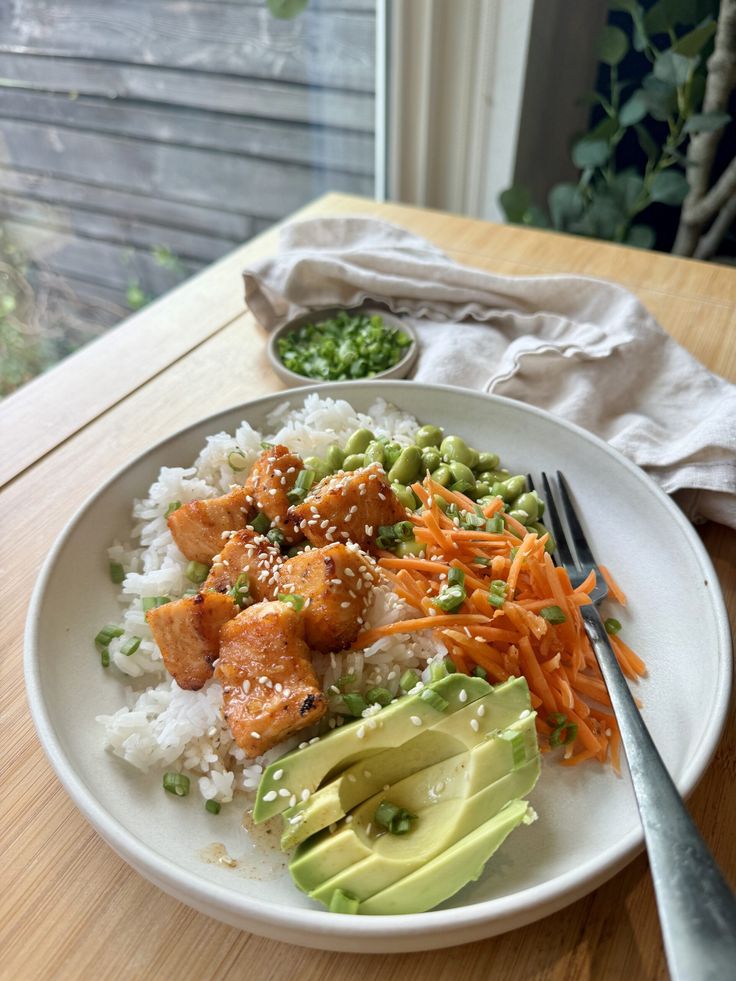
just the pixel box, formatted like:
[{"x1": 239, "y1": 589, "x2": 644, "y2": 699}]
[{"x1": 243, "y1": 217, "x2": 736, "y2": 529}]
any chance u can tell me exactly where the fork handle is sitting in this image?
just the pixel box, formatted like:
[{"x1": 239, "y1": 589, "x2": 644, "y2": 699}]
[{"x1": 581, "y1": 606, "x2": 736, "y2": 981}]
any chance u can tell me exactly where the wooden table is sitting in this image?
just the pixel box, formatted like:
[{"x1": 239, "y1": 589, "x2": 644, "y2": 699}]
[{"x1": 2, "y1": 193, "x2": 734, "y2": 980}]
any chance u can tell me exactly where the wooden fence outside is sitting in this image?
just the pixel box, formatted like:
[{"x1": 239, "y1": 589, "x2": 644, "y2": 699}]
[{"x1": 0, "y1": 0, "x2": 376, "y2": 331}]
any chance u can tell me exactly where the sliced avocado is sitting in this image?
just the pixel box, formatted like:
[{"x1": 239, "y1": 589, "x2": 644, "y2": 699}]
[
  {"x1": 358, "y1": 799, "x2": 534, "y2": 915},
  {"x1": 281, "y1": 695, "x2": 538, "y2": 850},
  {"x1": 254, "y1": 674, "x2": 508, "y2": 823},
  {"x1": 290, "y1": 723, "x2": 539, "y2": 898}
]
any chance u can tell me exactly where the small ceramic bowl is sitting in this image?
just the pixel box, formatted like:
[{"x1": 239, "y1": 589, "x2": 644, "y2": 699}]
[{"x1": 267, "y1": 306, "x2": 418, "y2": 387}]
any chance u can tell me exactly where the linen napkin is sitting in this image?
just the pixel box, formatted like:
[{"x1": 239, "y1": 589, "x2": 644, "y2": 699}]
[{"x1": 243, "y1": 217, "x2": 736, "y2": 529}]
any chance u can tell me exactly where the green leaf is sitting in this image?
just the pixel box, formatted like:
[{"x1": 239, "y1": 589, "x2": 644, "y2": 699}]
[
  {"x1": 523, "y1": 205, "x2": 550, "y2": 228},
  {"x1": 572, "y1": 138, "x2": 610, "y2": 169},
  {"x1": 643, "y1": 0, "x2": 671, "y2": 34},
  {"x1": 548, "y1": 183, "x2": 585, "y2": 231},
  {"x1": 598, "y1": 25, "x2": 629, "y2": 66},
  {"x1": 626, "y1": 224, "x2": 656, "y2": 249},
  {"x1": 590, "y1": 114, "x2": 620, "y2": 141},
  {"x1": 654, "y1": 50, "x2": 696, "y2": 87},
  {"x1": 683, "y1": 110, "x2": 731, "y2": 133},
  {"x1": 619, "y1": 90, "x2": 649, "y2": 126},
  {"x1": 610, "y1": 170, "x2": 645, "y2": 211},
  {"x1": 499, "y1": 185, "x2": 532, "y2": 223},
  {"x1": 668, "y1": 0, "x2": 703, "y2": 25},
  {"x1": 267, "y1": 0, "x2": 308, "y2": 18},
  {"x1": 571, "y1": 196, "x2": 627, "y2": 241},
  {"x1": 650, "y1": 169, "x2": 689, "y2": 205},
  {"x1": 672, "y1": 18, "x2": 716, "y2": 56},
  {"x1": 642, "y1": 74, "x2": 677, "y2": 120}
]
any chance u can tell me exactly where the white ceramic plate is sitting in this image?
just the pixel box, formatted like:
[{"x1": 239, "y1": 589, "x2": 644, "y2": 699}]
[{"x1": 25, "y1": 381, "x2": 731, "y2": 953}]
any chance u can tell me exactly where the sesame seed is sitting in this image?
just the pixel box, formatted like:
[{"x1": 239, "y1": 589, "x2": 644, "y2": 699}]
[
  {"x1": 477, "y1": 705, "x2": 486, "y2": 717},
  {"x1": 345, "y1": 815, "x2": 353, "y2": 824},
  {"x1": 301, "y1": 789, "x2": 310, "y2": 802},
  {"x1": 340, "y1": 601, "x2": 350, "y2": 608},
  {"x1": 363, "y1": 769, "x2": 372, "y2": 778},
  {"x1": 357, "y1": 725, "x2": 366, "y2": 739},
  {"x1": 273, "y1": 769, "x2": 283, "y2": 781},
  {"x1": 278, "y1": 788, "x2": 291, "y2": 798},
  {"x1": 250, "y1": 731, "x2": 261, "y2": 739},
  {"x1": 410, "y1": 716, "x2": 422, "y2": 727},
  {"x1": 470, "y1": 718, "x2": 480, "y2": 732},
  {"x1": 262, "y1": 790, "x2": 277, "y2": 802},
  {"x1": 289, "y1": 795, "x2": 297, "y2": 807},
  {"x1": 459, "y1": 689, "x2": 468, "y2": 703},
  {"x1": 347, "y1": 773, "x2": 357, "y2": 783}
]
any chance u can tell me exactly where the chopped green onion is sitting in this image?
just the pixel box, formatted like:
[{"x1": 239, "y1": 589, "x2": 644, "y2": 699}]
[
  {"x1": 473, "y1": 665, "x2": 488, "y2": 680},
  {"x1": 108, "y1": 561, "x2": 125, "y2": 584},
  {"x1": 399, "y1": 669, "x2": 419, "y2": 692},
  {"x1": 444, "y1": 658, "x2": 457, "y2": 674},
  {"x1": 260, "y1": 440, "x2": 274, "y2": 450},
  {"x1": 329, "y1": 888, "x2": 360, "y2": 914},
  {"x1": 100, "y1": 647, "x2": 110, "y2": 668},
  {"x1": 278, "y1": 593, "x2": 305, "y2": 611},
  {"x1": 164, "y1": 501, "x2": 181, "y2": 517},
  {"x1": 205, "y1": 799, "x2": 221, "y2": 815},
  {"x1": 509, "y1": 546, "x2": 519, "y2": 561},
  {"x1": 186, "y1": 561, "x2": 210, "y2": 584},
  {"x1": 435, "y1": 582, "x2": 466, "y2": 613},
  {"x1": 498, "y1": 729, "x2": 528, "y2": 767},
  {"x1": 228, "y1": 573, "x2": 251, "y2": 608},
  {"x1": 460, "y1": 509, "x2": 485, "y2": 528},
  {"x1": 540, "y1": 605, "x2": 567, "y2": 624},
  {"x1": 94, "y1": 624, "x2": 124, "y2": 650},
  {"x1": 547, "y1": 713, "x2": 578, "y2": 747},
  {"x1": 266, "y1": 527, "x2": 285, "y2": 547},
  {"x1": 227, "y1": 450, "x2": 248, "y2": 471},
  {"x1": 430, "y1": 661, "x2": 447, "y2": 682},
  {"x1": 447, "y1": 566, "x2": 465, "y2": 587},
  {"x1": 605, "y1": 617, "x2": 622, "y2": 635},
  {"x1": 374, "y1": 800, "x2": 416, "y2": 835},
  {"x1": 393, "y1": 520, "x2": 414, "y2": 541},
  {"x1": 334, "y1": 672, "x2": 356, "y2": 691},
  {"x1": 342, "y1": 692, "x2": 367, "y2": 716},
  {"x1": 163, "y1": 772, "x2": 190, "y2": 797},
  {"x1": 452, "y1": 479, "x2": 475, "y2": 496},
  {"x1": 473, "y1": 556, "x2": 491, "y2": 566},
  {"x1": 488, "y1": 580, "x2": 507, "y2": 609},
  {"x1": 486, "y1": 514, "x2": 504, "y2": 534},
  {"x1": 286, "y1": 542, "x2": 308, "y2": 558},
  {"x1": 365, "y1": 686, "x2": 393, "y2": 707},
  {"x1": 250, "y1": 512, "x2": 270, "y2": 534},
  {"x1": 142, "y1": 596, "x2": 171, "y2": 613},
  {"x1": 287, "y1": 468, "x2": 316, "y2": 503},
  {"x1": 420, "y1": 688, "x2": 449, "y2": 712},
  {"x1": 120, "y1": 636, "x2": 141, "y2": 657}
]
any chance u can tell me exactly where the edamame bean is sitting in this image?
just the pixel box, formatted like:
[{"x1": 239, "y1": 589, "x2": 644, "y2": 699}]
[
  {"x1": 477, "y1": 471, "x2": 496, "y2": 485},
  {"x1": 508, "y1": 509, "x2": 529, "y2": 524},
  {"x1": 391, "y1": 482, "x2": 417, "y2": 509},
  {"x1": 476, "y1": 451, "x2": 500, "y2": 472},
  {"x1": 513, "y1": 492, "x2": 539, "y2": 523},
  {"x1": 388, "y1": 445, "x2": 423, "y2": 485},
  {"x1": 448, "y1": 461, "x2": 476, "y2": 487},
  {"x1": 502, "y1": 475, "x2": 527, "y2": 501},
  {"x1": 343, "y1": 453, "x2": 366, "y2": 471},
  {"x1": 439, "y1": 435, "x2": 474, "y2": 467},
  {"x1": 303, "y1": 456, "x2": 330, "y2": 481},
  {"x1": 415, "y1": 424, "x2": 443, "y2": 448},
  {"x1": 475, "y1": 481, "x2": 491, "y2": 498},
  {"x1": 476, "y1": 495, "x2": 496, "y2": 507},
  {"x1": 345, "y1": 428, "x2": 374, "y2": 455},
  {"x1": 394, "y1": 540, "x2": 425, "y2": 558},
  {"x1": 364, "y1": 440, "x2": 385, "y2": 465},
  {"x1": 433, "y1": 494, "x2": 449, "y2": 512},
  {"x1": 325, "y1": 444, "x2": 345, "y2": 471},
  {"x1": 421, "y1": 447, "x2": 442, "y2": 473},
  {"x1": 491, "y1": 481, "x2": 507, "y2": 499},
  {"x1": 489, "y1": 468, "x2": 511, "y2": 482},
  {"x1": 431, "y1": 465, "x2": 453, "y2": 487},
  {"x1": 383, "y1": 441, "x2": 402, "y2": 468},
  {"x1": 529, "y1": 521, "x2": 555, "y2": 553},
  {"x1": 466, "y1": 448, "x2": 480, "y2": 470}
]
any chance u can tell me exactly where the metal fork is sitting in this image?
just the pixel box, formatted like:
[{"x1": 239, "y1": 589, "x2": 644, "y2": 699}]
[{"x1": 534, "y1": 471, "x2": 736, "y2": 981}]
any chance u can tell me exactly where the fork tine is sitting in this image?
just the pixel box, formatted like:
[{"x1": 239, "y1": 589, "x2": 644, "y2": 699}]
[
  {"x1": 540, "y1": 472, "x2": 576, "y2": 568},
  {"x1": 556, "y1": 471, "x2": 596, "y2": 567}
]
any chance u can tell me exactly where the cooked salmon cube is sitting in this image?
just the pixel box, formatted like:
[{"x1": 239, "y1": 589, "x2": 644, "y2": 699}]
[
  {"x1": 167, "y1": 487, "x2": 250, "y2": 564},
  {"x1": 146, "y1": 592, "x2": 237, "y2": 690},
  {"x1": 288, "y1": 463, "x2": 406, "y2": 553},
  {"x1": 276, "y1": 544, "x2": 376, "y2": 653},
  {"x1": 204, "y1": 529, "x2": 283, "y2": 604},
  {"x1": 215, "y1": 601, "x2": 326, "y2": 758},
  {"x1": 243, "y1": 444, "x2": 304, "y2": 544}
]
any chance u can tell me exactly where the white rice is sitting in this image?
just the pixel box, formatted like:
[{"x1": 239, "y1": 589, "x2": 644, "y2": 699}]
[{"x1": 97, "y1": 396, "x2": 447, "y2": 803}]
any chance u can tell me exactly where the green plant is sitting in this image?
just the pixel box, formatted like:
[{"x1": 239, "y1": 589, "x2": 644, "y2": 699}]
[{"x1": 500, "y1": 0, "x2": 734, "y2": 256}]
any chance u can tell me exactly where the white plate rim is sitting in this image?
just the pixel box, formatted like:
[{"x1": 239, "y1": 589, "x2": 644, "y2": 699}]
[{"x1": 24, "y1": 380, "x2": 732, "y2": 947}]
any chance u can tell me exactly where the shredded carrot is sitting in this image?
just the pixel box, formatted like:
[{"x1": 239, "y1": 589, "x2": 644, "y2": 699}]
[{"x1": 361, "y1": 474, "x2": 644, "y2": 770}]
